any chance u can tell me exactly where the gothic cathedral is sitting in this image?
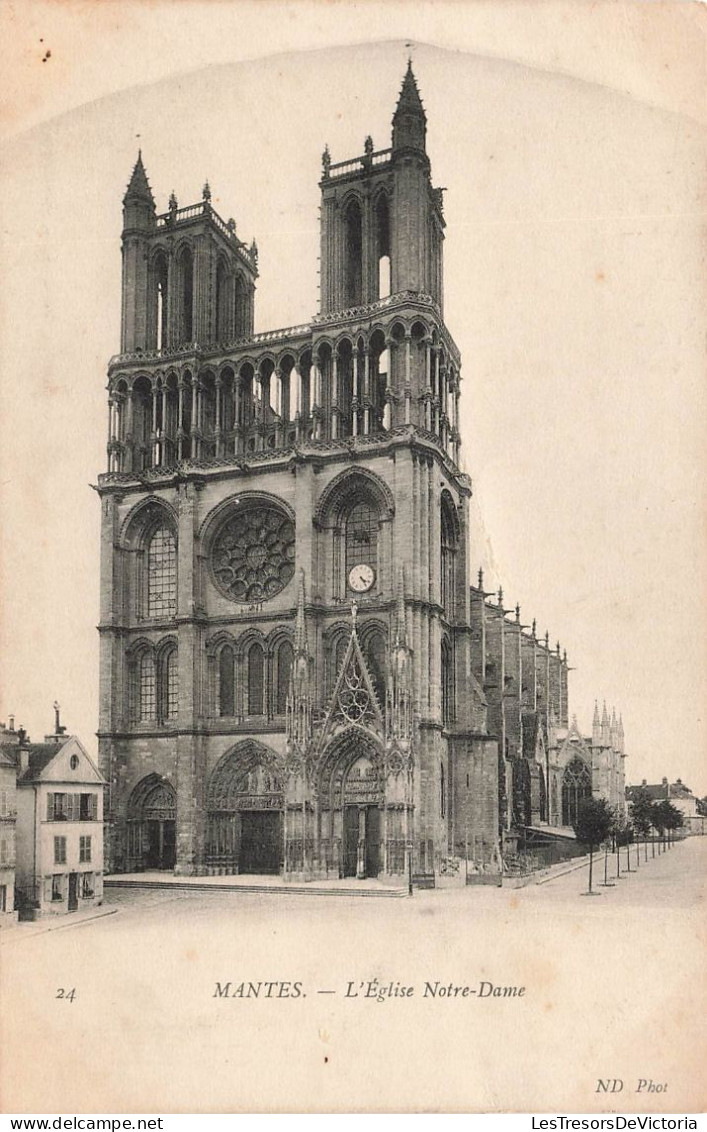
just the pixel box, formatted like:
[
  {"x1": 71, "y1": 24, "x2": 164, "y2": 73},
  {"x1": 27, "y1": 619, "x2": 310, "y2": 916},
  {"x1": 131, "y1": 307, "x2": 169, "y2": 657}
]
[{"x1": 97, "y1": 65, "x2": 499, "y2": 881}]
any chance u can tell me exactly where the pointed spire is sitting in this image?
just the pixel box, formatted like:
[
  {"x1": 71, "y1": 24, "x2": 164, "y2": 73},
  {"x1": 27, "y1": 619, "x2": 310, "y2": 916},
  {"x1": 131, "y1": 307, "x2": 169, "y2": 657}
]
[
  {"x1": 286, "y1": 570, "x2": 312, "y2": 754},
  {"x1": 394, "y1": 565, "x2": 408, "y2": 649},
  {"x1": 388, "y1": 565, "x2": 413, "y2": 743},
  {"x1": 124, "y1": 151, "x2": 154, "y2": 205},
  {"x1": 618, "y1": 713, "x2": 625, "y2": 755},
  {"x1": 392, "y1": 61, "x2": 427, "y2": 154},
  {"x1": 531, "y1": 618, "x2": 537, "y2": 638},
  {"x1": 202, "y1": 180, "x2": 212, "y2": 203},
  {"x1": 294, "y1": 569, "x2": 307, "y2": 654},
  {"x1": 498, "y1": 586, "x2": 504, "y2": 608},
  {"x1": 592, "y1": 700, "x2": 601, "y2": 746},
  {"x1": 477, "y1": 567, "x2": 484, "y2": 590},
  {"x1": 515, "y1": 603, "x2": 521, "y2": 623}
]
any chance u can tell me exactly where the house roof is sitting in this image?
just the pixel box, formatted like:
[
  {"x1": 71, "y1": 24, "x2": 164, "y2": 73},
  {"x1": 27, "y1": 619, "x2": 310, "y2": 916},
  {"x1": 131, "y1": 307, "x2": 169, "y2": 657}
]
[
  {"x1": 0, "y1": 744, "x2": 17, "y2": 769},
  {"x1": 626, "y1": 780, "x2": 694, "y2": 802},
  {"x1": 16, "y1": 735, "x2": 105, "y2": 786},
  {"x1": 17, "y1": 743, "x2": 63, "y2": 783}
]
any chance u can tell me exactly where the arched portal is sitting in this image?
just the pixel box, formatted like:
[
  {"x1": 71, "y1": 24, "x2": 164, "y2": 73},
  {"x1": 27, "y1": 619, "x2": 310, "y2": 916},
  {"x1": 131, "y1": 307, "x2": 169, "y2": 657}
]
[
  {"x1": 126, "y1": 774, "x2": 176, "y2": 871},
  {"x1": 206, "y1": 741, "x2": 284, "y2": 874},
  {"x1": 561, "y1": 756, "x2": 592, "y2": 828},
  {"x1": 317, "y1": 728, "x2": 384, "y2": 879}
]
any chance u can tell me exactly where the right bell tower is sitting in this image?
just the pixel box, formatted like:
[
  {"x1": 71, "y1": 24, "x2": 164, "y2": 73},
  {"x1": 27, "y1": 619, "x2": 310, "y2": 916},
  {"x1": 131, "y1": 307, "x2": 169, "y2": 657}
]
[{"x1": 319, "y1": 61, "x2": 445, "y2": 317}]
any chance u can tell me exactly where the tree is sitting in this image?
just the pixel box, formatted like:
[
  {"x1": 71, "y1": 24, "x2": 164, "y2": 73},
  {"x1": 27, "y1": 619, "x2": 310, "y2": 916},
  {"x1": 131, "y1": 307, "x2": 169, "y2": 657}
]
[
  {"x1": 650, "y1": 800, "x2": 667, "y2": 850},
  {"x1": 573, "y1": 797, "x2": 615, "y2": 894},
  {"x1": 661, "y1": 801, "x2": 684, "y2": 845},
  {"x1": 630, "y1": 791, "x2": 653, "y2": 863}
]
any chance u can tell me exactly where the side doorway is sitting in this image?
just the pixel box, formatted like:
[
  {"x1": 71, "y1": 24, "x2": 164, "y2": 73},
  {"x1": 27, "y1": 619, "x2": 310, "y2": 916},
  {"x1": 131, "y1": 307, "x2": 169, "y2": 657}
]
[{"x1": 68, "y1": 872, "x2": 79, "y2": 912}]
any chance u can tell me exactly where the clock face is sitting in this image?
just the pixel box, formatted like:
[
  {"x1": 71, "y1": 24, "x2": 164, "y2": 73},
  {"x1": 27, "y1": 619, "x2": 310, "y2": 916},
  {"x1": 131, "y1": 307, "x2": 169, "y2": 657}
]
[{"x1": 348, "y1": 563, "x2": 375, "y2": 593}]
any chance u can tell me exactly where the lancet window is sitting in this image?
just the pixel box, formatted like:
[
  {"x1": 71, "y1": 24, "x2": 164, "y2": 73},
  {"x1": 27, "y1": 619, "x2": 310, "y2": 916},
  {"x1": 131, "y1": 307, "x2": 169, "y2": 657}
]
[{"x1": 146, "y1": 526, "x2": 177, "y2": 619}]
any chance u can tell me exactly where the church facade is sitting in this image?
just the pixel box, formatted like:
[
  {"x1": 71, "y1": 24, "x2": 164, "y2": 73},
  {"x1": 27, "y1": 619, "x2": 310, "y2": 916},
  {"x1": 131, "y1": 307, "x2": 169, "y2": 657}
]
[{"x1": 96, "y1": 66, "x2": 500, "y2": 881}]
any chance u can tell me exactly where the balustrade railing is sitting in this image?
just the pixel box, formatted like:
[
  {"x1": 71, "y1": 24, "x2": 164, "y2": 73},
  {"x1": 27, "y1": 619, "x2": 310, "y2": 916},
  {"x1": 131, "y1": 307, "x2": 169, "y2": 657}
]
[
  {"x1": 326, "y1": 148, "x2": 391, "y2": 180},
  {"x1": 154, "y1": 201, "x2": 257, "y2": 270}
]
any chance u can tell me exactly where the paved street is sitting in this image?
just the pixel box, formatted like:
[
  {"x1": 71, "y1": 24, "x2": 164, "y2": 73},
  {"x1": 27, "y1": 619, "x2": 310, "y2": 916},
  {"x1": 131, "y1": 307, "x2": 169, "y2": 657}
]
[{"x1": 1, "y1": 837, "x2": 703, "y2": 1113}]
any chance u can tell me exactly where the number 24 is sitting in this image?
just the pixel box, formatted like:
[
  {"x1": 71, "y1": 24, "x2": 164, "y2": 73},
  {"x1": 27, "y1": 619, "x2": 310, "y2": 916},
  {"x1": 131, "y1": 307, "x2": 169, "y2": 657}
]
[{"x1": 56, "y1": 988, "x2": 76, "y2": 1002}]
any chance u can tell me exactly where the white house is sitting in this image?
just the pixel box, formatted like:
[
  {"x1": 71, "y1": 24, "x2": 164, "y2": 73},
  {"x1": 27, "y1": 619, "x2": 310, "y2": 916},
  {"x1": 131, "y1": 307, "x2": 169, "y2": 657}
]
[{"x1": 15, "y1": 734, "x2": 105, "y2": 915}]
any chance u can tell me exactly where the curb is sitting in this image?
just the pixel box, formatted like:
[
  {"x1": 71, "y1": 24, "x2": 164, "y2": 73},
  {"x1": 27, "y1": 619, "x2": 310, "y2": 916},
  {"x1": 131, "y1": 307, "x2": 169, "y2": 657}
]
[
  {"x1": 104, "y1": 879, "x2": 409, "y2": 899},
  {"x1": 0, "y1": 906, "x2": 118, "y2": 944}
]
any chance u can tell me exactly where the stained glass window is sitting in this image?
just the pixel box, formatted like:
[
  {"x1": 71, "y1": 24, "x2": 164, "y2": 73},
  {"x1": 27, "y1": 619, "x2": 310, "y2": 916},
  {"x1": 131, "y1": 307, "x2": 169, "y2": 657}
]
[
  {"x1": 362, "y1": 630, "x2": 386, "y2": 707},
  {"x1": 345, "y1": 500, "x2": 378, "y2": 581},
  {"x1": 147, "y1": 526, "x2": 176, "y2": 619},
  {"x1": 441, "y1": 498, "x2": 457, "y2": 618},
  {"x1": 441, "y1": 638, "x2": 454, "y2": 725},
  {"x1": 561, "y1": 757, "x2": 592, "y2": 827},
  {"x1": 219, "y1": 645, "x2": 235, "y2": 717},
  {"x1": 331, "y1": 635, "x2": 348, "y2": 693},
  {"x1": 159, "y1": 647, "x2": 178, "y2": 723},
  {"x1": 211, "y1": 505, "x2": 295, "y2": 604},
  {"x1": 276, "y1": 641, "x2": 293, "y2": 714},
  {"x1": 247, "y1": 643, "x2": 264, "y2": 716},
  {"x1": 138, "y1": 651, "x2": 155, "y2": 722}
]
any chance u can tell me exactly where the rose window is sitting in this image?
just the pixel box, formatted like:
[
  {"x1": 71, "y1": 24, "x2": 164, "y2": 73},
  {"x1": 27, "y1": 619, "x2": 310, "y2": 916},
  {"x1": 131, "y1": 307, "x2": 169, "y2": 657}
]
[{"x1": 211, "y1": 505, "x2": 295, "y2": 603}]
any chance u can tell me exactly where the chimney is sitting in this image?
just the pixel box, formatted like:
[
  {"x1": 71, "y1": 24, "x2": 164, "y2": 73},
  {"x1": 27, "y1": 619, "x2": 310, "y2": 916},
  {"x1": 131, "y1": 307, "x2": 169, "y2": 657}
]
[
  {"x1": 17, "y1": 726, "x2": 29, "y2": 775},
  {"x1": 642, "y1": 778, "x2": 647, "y2": 786},
  {"x1": 9, "y1": 714, "x2": 15, "y2": 731}
]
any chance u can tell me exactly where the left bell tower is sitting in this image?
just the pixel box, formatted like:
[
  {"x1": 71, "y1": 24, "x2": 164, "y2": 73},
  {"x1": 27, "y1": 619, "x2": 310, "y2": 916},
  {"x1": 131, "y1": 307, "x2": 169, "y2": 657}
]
[
  {"x1": 120, "y1": 153, "x2": 156, "y2": 354},
  {"x1": 119, "y1": 155, "x2": 258, "y2": 360}
]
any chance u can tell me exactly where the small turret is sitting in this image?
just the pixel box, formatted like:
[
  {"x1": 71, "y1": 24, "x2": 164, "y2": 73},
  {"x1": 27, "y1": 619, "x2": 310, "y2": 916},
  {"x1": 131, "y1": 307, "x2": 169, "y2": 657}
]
[
  {"x1": 392, "y1": 61, "x2": 427, "y2": 155},
  {"x1": 286, "y1": 570, "x2": 312, "y2": 753},
  {"x1": 122, "y1": 151, "x2": 155, "y2": 234},
  {"x1": 387, "y1": 566, "x2": 413, "y2": 742},
  {"x1": 592, "y1": 700, "x2": 601, "y2": 746},
  {"x1": 618, "y1": 713, "x2": 625, "y2": 755},
  {"x1": 601, "y1": 701, "x2": 610, "y2": 746}
]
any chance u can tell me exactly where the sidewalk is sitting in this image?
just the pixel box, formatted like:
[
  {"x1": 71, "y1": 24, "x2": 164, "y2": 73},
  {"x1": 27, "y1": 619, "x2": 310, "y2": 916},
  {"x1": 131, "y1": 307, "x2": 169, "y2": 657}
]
[{"x1": 0, "y1": 903, "x2": 118, "y2": 944}]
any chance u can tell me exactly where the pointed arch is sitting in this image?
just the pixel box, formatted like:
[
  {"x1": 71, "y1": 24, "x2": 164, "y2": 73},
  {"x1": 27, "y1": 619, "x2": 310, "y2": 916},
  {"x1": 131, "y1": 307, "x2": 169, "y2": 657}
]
[
  {"x1": 126, "y1": 773, "x2": 176, "y2": 871},
  {"x1": 561, "y1": 756, "x2": 592, "y2": 828},
  {"x1": 342, "y1": 195, "x2": 363, "y2": 307},
  {"x1": 441, "y1": 635, "x2": 454, "y2": 726},
  {"x1": 218, "y1": 643, "x2": 236, "y2": 718},
  {"x1": 176, "y1": 243, "x2": 194, "y2": 344},
  {"x1": 315, "y1": 467, "x2": 395, "y2": 528},
  {"x1": 358, "y1": 621, "x2": 387, "y2": 709},
  {"x1": 156, "y1": 639, "x2": 178, "y2": 724},
  {"x1": 441, "y1": 490, "x2": 460, "y2": 620},
  {"x1": 207, "y1": 740, "x2": 284, "y2": 810},
  {"x1": 275, "y1": 639, "x2": 294, "y2": 715},
  {"x1": 246, "y1": 640, "x2": 265, "y2": 716}
]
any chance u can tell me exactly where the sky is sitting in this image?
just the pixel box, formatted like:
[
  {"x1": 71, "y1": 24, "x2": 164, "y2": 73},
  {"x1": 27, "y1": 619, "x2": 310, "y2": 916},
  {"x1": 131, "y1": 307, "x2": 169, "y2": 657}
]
[{"x1": 0, "y1": 4, "x2": 705, "y2": 792}]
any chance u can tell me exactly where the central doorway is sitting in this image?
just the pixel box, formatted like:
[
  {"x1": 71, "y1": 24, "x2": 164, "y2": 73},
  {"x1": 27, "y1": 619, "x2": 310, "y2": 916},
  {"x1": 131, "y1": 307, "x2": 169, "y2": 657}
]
[
  {"x1": 239, "y1": 811, "x2": 283, "y2": 874},
  {"x1": 145, "y1": 817, "x2": 176, "y2": 870},
  {"x1": 343, "y1": 805, "x2": 381, "y2": 878}
]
